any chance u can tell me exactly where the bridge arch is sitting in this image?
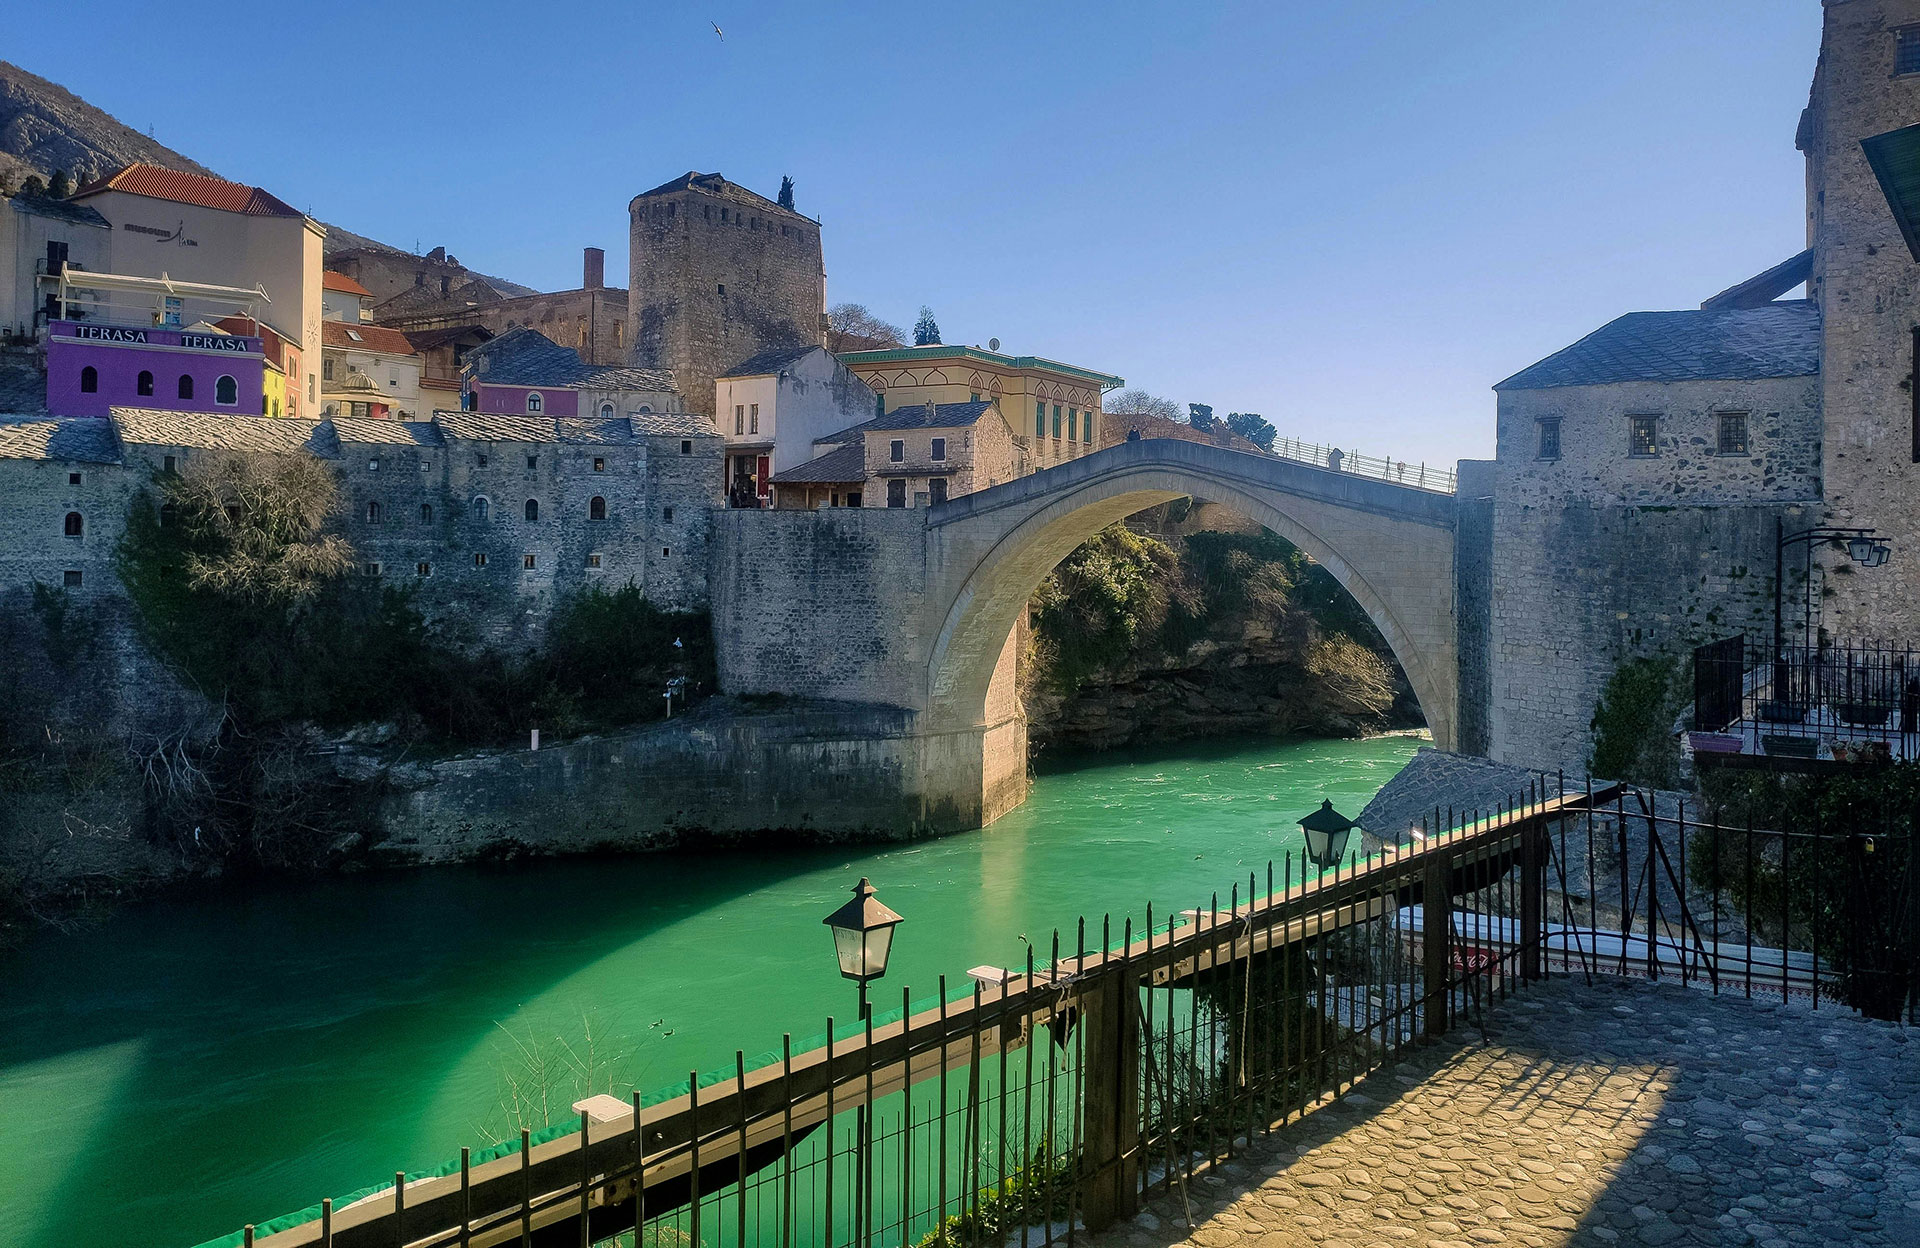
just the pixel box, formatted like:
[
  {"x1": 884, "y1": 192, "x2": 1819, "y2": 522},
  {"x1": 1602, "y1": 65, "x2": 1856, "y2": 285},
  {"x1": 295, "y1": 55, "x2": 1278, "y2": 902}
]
[{"x1": 922, "y1": 439, "x2": 1458, "y2": 755}]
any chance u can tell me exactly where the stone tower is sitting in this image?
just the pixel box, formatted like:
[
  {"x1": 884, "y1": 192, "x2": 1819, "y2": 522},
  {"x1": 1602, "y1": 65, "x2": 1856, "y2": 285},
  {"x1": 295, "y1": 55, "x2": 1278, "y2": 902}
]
[
  {"x1": 627, "y1": 173, "x2": 827, "y2": 418},
  {"x1": 1802, "y1": 0, "x2": 1920, "y2": 640}
]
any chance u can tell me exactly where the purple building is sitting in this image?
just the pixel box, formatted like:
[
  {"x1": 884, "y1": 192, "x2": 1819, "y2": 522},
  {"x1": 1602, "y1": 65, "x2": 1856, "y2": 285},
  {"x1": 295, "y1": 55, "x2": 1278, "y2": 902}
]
[{"x1": 46, "y1": 320, "x2": 266, "y2": 418}]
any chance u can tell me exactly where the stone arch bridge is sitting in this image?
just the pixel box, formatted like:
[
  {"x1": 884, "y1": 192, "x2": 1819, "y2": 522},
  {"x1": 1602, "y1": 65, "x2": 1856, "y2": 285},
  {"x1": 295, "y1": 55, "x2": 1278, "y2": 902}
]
[{"x1": 712, "y1": 438, "x2": 1469, "y2": 831}]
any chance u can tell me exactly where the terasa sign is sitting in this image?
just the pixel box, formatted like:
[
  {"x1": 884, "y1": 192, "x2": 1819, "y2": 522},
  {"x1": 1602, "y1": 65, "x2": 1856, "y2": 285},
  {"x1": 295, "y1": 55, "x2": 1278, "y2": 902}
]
[
  {"x1": 69, "y1": 324, "x2": 149, "y2": 343},
  {"x1": 180, "y1": 333, "x2": 254, "y2": 353}
]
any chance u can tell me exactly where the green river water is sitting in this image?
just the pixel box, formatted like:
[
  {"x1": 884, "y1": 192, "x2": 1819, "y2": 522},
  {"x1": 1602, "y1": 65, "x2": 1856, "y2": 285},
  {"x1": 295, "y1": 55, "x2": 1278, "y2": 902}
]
[{"x1": 0, "y1": 732, "x2": 1421, "y2": 1248}]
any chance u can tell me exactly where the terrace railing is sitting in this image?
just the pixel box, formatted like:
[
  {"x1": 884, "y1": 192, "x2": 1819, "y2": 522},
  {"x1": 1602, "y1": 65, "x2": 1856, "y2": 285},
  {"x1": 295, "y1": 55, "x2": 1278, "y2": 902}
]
[
  {"x1": 1692, "y1": 634, "x2": 1920, "y2": 763},
  {"x1": 202, "y1": 781, "x2": 1913, "y2": 1248}
]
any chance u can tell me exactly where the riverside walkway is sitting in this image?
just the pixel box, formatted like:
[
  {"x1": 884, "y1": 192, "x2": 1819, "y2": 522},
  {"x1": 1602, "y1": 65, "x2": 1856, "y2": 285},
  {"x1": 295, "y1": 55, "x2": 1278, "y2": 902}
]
[{"x1": 1087, "y1": 977, "x2": 1920, "y2": 1248}]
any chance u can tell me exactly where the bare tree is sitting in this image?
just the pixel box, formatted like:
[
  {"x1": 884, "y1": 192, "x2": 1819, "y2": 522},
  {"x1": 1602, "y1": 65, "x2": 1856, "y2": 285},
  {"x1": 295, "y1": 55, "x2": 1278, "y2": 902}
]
[
  {"x1": 826, "y1": 303, "x2": 906, "y2": 353},
  {"x1": 1104, "y1": 389, "x2": 1183, "y2": 422},
  {"x1": 164, "y1": 455, "x2": 354, "y2": 603}
]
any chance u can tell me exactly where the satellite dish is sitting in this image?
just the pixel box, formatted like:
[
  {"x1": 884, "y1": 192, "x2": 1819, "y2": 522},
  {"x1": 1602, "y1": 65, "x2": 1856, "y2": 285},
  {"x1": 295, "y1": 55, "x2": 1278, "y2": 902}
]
[{"x1": 988, "y1": 337, "x2": 1000, "y2": 352}]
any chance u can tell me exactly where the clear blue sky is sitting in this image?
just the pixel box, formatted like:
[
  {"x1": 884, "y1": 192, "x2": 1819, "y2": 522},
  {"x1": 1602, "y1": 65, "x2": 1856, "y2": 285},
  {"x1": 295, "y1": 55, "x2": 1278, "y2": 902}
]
[{"x1": 16, "y1": 2, "x2": 1821, "y2": 465}]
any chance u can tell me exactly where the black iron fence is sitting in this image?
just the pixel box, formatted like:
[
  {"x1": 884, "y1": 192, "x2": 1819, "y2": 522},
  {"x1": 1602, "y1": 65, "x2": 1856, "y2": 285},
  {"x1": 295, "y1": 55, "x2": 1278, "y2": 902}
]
[
  {"x1": 208, "y1": 781, "x2": 1916, "y2": 1248},
  {"x1": 1692, "y1": 634, "x2": 1920, "y2": 762}
]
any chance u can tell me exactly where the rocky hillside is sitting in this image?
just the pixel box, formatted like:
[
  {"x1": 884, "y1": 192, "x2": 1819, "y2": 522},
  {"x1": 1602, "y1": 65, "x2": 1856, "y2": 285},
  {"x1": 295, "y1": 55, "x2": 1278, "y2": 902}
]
[
  {"x1": 0, "y1": 61, "x2": 213, "y2": 191},
  {"x1": 1021, "y1": 511, "x2": 1424, "y2": 754}
]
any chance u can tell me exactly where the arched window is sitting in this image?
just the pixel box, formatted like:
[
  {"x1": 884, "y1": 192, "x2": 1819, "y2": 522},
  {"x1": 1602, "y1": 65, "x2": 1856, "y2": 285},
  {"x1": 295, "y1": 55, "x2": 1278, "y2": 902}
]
[
  {"x1": 637, "y1": 405, "x2": 652, "y2": 414},
  {"x1": 525, "y1": 499, "x2": 539, "y2": 522},
  {"x1": 80, "y1": 366, "x2": 97, "y2": 393},
  {"x1": 600, "y1": 403, "x2": 615, "y2": 419},
  {"x1": 473, "y1": 497, "x2": 490, "y2": 521},
  {"x1": 420, "y1": 503, "x2": 434, "y2": 523},
  {"x1": 63, "y1": 511, "x2": 83, "y2": 537},
  {"x1": 526, "y1": 391, "x2": 543, "y2": 413},
  {"x1": 589, "y1": 495, "x2": 607, "y2": 521},
  {"x1": 178, "y1": 374, "x2": 194, "y2": 400},
  {"x1": 137, "y1": 370, "x2": 154, "y2": 397},
  {"x1": 215, "y1": 375, "x2": 238, "y2": 406},
  {"x1": 367, "y1": 501, "x2": 382, "y2": 523}
]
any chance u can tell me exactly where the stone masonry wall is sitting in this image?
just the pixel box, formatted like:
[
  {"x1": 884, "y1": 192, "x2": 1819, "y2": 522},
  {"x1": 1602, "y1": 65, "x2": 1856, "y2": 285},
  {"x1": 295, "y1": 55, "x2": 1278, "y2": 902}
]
[
  {"x1": 1806, "y1": 0, "x2": 1920, "y2": 641},
  {"x1": 628, "y1": 182, "x2": 825, "y2": 419}
]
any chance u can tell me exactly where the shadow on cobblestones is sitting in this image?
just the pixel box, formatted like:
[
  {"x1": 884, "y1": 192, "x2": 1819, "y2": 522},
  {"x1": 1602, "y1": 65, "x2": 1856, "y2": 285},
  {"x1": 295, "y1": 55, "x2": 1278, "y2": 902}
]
[{"x1": 1091, "y1": 977, "x2": 1920, "y2": 1248}]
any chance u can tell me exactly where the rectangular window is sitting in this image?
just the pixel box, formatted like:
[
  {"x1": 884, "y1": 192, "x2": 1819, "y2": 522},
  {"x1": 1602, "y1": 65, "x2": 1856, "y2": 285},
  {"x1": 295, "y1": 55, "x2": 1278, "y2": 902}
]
[
  {"x1": 1085, "y1": 412, "x2": 1094, "y2": 444},
  {"x1": 68, "y1": 472, "x2": 81, "y2": 485},
  {"x1": 63, "y1": 569, "x2": 81, "y2": 588},
  {"x1": 890, "y1": 439, "x2": 905, "y2": 463},
  {"x1": 1536, "y1": 417, "x2": 1561, "y2": 460},
  {"x1": 1052, "y1": 405, "x2": 1062, "y2": 439},
  {"x1": 593, "y1": 457, "x2": 606, "y2": 472},
  {"x1": 929, "y1": 478, "x2": 948, "y2": 504},
  {"x1": 363, "y1": 562, "x2": 382, "y2": 577},
  {"x1": 750, "y1": 402, "x2": 760, "y2": 434},
  {"x1": 526, "y1": 455, "x2": 538, "y2": 470},
  {"x1": 323, "y1": 358, "x2": 334, "y2": 381},
  {"x1": 523, "y1": 554, "x2": 536, "y2": 569},
  {"x1": 887, "y1": 478, "x2": 907, "y2": 508},
  {"x1": 846, "y1": 491, "x2": 862, "y2": 507},
  {"x1": 163, "y1": 455, "x2": 177, "y2": 473},
  {"x1": 416, "y1": 562, "x2": 432, "y2": 577},
  {"x1": 1898, "y1": 25, "x2": 1920, "y2": 75},
  {"x1": 736, "y1": 404, "x2": 745, "y2": 434},
  {"x1": 586, "y1": 554, "x2": 602, "y2": 569},
  {"x1": 931, "y1": 437, "x2": 947, "y2": 462},
  {"x1": 477, "y1": 454, "x2": 489, "y2": 468},
  {"x1": 474, "y1": 552, "x2": 487, "y2": 567},
  {"x1": 1036, "y1": 400, "x2": 1046, "y2": 438},
  {"x1": 368, "y1": 458, "x2": 380, "y2": 472},
  {"x1": 663, "y1": 506, "x2": 675, "y2": 521},
  {"x1": 1716, "y1": 411, "x2": 1750, "y2": 455},
  {"x1": 1068, "y1": 408, "x2": 1078, "y2": 441},
  {"x1": 1628, "y1": 414, "x2": 1659, "y2": 457},
  {"x1": 682, "y1": 441, "x2": 693, "y2": 455}
]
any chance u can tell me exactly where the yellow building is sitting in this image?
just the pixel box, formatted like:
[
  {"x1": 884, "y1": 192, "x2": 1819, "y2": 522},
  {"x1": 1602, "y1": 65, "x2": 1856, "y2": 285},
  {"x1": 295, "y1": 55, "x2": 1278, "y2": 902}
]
[{"x1": 837, "y1": 343, "x2": 1122, "y2": 471}]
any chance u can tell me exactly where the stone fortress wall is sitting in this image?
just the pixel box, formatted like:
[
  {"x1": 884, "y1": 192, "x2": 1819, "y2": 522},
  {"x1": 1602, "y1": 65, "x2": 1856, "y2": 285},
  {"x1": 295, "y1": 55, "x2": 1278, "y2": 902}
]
[{"x1": 628, "y1": 175, "x2": 826, "y2": 419}]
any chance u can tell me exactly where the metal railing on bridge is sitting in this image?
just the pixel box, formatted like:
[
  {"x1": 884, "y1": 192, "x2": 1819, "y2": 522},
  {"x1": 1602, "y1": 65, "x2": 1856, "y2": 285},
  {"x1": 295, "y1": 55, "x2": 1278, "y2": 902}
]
[
  {"x1": 1267, "y1": 436, "x2": 1456, "y2": 495},
  {"x1": 199, "y1": 780, "x2": 1913, "y2": 1248}
]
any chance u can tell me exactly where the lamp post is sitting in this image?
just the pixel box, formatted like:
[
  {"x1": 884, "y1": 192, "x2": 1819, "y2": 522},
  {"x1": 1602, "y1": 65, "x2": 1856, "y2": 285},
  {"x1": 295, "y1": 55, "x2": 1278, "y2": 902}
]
[
  {"x1": 823, "y1": 877, "x2": 903, "y2": 1020},
  {"x1": 1298, "y1": 800, "x2": 1357, "y2": 870},
  {"x1": 1772, "y1": 520, "x2": 1893, "y2": 706}
]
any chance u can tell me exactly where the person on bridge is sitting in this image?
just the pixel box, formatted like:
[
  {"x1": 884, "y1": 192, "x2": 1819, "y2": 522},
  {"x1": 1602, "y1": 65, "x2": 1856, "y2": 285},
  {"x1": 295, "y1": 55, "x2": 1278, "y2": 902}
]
[{"x1": 1327, "y1": 447, "x2": 1344, "y2": 472}]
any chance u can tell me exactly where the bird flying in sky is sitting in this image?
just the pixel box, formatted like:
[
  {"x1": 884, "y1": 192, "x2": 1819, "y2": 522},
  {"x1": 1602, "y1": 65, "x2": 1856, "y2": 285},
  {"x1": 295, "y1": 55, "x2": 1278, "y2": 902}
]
[{"x1": 711, "y1": 21, "x2": 724, "y2": 40}]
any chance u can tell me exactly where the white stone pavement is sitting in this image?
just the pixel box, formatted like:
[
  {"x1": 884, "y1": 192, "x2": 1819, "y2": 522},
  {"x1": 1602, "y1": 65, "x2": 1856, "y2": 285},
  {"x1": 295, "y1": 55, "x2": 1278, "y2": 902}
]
[{"x1": 1087, "y1": 976, "x2": 1920, "y2": 1248}]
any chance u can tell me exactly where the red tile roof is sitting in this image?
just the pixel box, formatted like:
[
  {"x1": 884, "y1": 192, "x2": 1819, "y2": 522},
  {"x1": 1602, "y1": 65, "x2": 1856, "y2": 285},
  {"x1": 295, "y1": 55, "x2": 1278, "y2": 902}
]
[
  {"x1": 322, "y1": 271, "x2": 372, "y2": 297},
  {"x1": 322, "y1": 321, "x2": 417, "y2": 355},
  {"x1": 73, "y1": 163, "x2": 302, "y2": 218}
]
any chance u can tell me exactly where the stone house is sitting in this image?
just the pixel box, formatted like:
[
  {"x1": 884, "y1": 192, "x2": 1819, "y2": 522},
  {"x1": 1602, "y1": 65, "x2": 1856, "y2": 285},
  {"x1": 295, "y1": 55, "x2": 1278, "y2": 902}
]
[
  {"x1": 1478, "y1": 0, "x2": 1920, "y2": 771},
  {"x1": 837, "y1": 343, "x2": 1121, "y2": 472},
  {"x1": 321, "y1": 270, "x2": 374, "y2": 324},
  {"x1": 405, "y1": 323, "x2": 491, "y2": 413},
  {"x1": 0, "y1": 406, "x2": 724, "y2": 646},
  {"x1": 851, "y1": 399, "x2": 1025, "y2": 508},
  {"x1": 377, "y1": 248, "x2": 631, "y2": 368},
  {"x1": 0, "y1": 189, "x2": 110, "y2": 342},
  {"x1": 465, "y1": 326, "x2": 680, "y2": 420},
  {"x1": 714, "y1": 344, "x2": 882, "y2": 505},
  {"x1": 320, "y1": 321, "x2": 421, "y2": 419}
]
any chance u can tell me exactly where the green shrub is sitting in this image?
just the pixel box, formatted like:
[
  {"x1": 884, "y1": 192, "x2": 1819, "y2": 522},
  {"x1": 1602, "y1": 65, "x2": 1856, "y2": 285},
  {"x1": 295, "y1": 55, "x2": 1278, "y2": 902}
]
[{"x1": 1588, "y1": 655, "x2": 1685, "y2": 788}]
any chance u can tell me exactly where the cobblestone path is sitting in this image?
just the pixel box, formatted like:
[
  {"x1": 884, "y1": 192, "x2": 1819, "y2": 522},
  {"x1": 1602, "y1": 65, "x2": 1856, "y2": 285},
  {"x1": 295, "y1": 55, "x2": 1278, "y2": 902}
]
[{"x1": 1092, "y1": 977, "x2": 1920, "y2": 1248}]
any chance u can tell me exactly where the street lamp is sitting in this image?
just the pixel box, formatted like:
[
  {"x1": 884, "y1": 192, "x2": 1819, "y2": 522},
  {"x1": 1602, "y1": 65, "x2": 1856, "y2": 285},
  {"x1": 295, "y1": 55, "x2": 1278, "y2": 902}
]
[
  {"x1": 1773, "y1": 521, "x2": 1895, "y2": 709},
  {"x1": 823, "y1": 877, "x2": 903, "y2": 1018},
  {"x1": 1298, "y1": 800, "x2": 1357, "y2": 870}
]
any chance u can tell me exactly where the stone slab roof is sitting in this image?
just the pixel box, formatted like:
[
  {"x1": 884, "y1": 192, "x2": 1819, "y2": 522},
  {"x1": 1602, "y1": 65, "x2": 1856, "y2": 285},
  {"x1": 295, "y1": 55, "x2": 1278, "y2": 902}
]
[
  {"x1": 1495, "y1": 302, "x2": 1821, "y2": 391},
  {"x1": 0, "y1": 365, "x2": 50, "y2": 416},
  {"x1": 721, "y1": 344, "x2": 822, "y2": 378},
  {"x1": 0, "y1": 416, "x2": 119, "y2": 462},
  {"x1": 1357, "y1": 748, "x2": 1575, "y2": 842},
  {"x1": 470, "y1": 326, "x2": 675, "y2": 392},
  {"x1": 429, "y1": 412, "x2": 641, "y2": 444},
  {"x1": 331, "y1": 418, "x2": 444, "y2": 446},
  {"x1": 7, "y1": 191, "x2": 111, "y2": 229},
  {"x1": 631, "y1": 411, "x2": 719, "y2": 438},
  {"x1": 111, "y1": 409, "x2": 342, "y2": 456},
  {"x1": 867, "y1": 399, "x2": 996, "y2": 432},
  {"x1": 769, "y1": 442, "x2": 865, "y2": 485}
]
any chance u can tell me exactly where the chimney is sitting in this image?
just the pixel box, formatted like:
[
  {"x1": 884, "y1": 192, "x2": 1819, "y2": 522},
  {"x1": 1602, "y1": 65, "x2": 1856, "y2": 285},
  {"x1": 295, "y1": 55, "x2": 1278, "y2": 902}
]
[{"x1": 583, "y1": 247, "x2": 605, "y2": 290}]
